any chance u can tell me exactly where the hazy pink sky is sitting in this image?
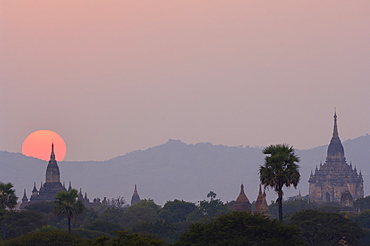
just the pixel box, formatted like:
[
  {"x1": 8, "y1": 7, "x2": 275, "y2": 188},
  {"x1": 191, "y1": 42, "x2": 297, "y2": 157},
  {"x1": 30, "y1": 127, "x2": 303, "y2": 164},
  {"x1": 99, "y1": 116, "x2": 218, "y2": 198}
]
[{"x1": 1, "y1": 1, "x2": 369, "y2": 161}]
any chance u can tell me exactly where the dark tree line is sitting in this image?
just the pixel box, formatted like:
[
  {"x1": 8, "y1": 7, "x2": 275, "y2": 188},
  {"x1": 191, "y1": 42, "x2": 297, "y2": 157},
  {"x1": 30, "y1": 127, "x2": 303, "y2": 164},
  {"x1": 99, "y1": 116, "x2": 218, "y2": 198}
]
[{"x1": 2, "y1": 142, "x2": 370, "y2": 245}]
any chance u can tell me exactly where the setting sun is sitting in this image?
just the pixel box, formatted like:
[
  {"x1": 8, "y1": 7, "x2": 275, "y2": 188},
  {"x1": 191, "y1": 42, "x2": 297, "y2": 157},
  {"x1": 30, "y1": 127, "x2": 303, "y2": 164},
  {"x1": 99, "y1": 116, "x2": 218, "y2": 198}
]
[{"x1": 22, "y1": 130, "x2": 66, "y2": 161}]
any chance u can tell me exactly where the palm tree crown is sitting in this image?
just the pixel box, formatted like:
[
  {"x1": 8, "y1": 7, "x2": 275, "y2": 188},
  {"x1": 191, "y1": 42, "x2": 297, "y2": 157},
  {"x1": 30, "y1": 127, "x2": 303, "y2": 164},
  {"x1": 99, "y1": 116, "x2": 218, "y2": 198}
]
[
  {"x1": 0, "y1": 182, "x2": 17, "y2": 213},
  {"x1": 53, "y1": 189, "x2": 85, "y2": 233},
  {"x1": 207, "y1": 191, "x2": 217, "y2": 201},
  {"x1": 0, "y1": 182, "x2": 17, "y2": 240},
  {"x1": 259, "y1": 144, "x2": 300, "y2": 221}
]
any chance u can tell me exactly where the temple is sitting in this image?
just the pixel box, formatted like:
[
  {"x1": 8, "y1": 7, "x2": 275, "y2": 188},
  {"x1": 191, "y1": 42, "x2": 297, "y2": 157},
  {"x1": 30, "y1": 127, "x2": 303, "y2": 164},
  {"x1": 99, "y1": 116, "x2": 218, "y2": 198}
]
[
  {"x1": 308, "y1": 113, "x2": 364, "y2": 204},
  {"x1": 233, "y1": 183, "x2": 251, "y2": 211},
  {"x1": 27, "y1": 143, "x2": 67, "y2": 205},
  {"x1": 21, "y1": 143, "x2": 89, "y2": 208}
]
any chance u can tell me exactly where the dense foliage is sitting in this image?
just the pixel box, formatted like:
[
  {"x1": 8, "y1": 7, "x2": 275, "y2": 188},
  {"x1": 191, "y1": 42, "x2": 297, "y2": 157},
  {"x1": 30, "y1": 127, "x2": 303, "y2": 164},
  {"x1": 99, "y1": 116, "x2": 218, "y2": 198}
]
[
  {"x1": 83, "y1": 231, "x2": 169, "y2": 246},
  {"x1": 350, "y1": 210, "x2": 370, "y2": 229},
  {"x1": 158, "y1": 200, "x2": 197, "y2": 223},
  {"x1": 0, "y1": 230, "x2": 83, "y2": 246},
  {"x1": 354, "y1": 196, "x2": 370, "y2": 211},
  {"x1": 268, "y1": 199, "x2": 341, "y2": 219},
  {"x1": 176, "y1": 211, "x2": 305, "y2": 246},
  {"x1": 289, "y1": 210, "x2": 364, "y2": 246},
  {"x1": 3, "y1": 183, "x2": 370, "y2": 245},
  {"x1": 0, "y1": 210, "x2": 45, "y2": 240}
]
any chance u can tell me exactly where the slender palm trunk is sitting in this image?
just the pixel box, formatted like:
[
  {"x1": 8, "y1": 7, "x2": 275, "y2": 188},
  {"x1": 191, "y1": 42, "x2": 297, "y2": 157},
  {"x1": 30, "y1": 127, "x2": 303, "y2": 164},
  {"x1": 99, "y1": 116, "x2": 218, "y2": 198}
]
[
  {"x1": 68, "y1": 216, "x2": 71, "y2": 233},
  {"x1": 278, "y1": 181, "x2": 283, "y2": 222},
  {"x1": 278, "y1": 191, "x2": 283, "y2": 222}
]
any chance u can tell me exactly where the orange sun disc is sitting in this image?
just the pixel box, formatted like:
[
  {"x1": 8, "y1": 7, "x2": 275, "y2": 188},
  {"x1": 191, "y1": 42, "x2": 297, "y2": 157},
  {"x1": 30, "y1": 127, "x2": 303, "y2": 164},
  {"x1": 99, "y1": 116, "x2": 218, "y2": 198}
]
[{"x1": 22, "y1": 130, "x2": 66, "y2": 161}]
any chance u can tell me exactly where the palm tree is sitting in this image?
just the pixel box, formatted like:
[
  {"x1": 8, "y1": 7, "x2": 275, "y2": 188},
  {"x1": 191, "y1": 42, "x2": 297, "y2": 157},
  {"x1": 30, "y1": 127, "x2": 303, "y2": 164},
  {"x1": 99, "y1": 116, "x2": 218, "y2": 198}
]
[
  {"x1": 259, "y1": 144, "x2": 300, "y2": 222},
  {"x1": 0, "y1": 182, "x2": 17, "y2": 239},
  {"x1": 207, "y1": 191, "x2": 217, "y2": 201},
  {"x1": 53, "y1": 189, "x2": 85, "y2": 233},
  {"x1": 0, "y1": 182, "x2": 17, "y2": 212}
]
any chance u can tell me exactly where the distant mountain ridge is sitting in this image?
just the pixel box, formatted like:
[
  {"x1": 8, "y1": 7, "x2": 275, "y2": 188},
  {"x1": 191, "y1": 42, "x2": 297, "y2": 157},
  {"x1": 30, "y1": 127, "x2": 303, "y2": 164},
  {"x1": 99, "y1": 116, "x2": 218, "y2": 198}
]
[{"x1": 1, "y1": 135, "x2": 369, "y2": 205}]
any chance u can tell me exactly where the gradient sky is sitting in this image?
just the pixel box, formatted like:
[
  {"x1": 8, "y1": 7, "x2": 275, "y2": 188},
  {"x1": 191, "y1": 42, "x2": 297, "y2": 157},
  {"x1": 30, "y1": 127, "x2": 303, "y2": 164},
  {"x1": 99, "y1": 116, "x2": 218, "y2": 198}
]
[{"x1": 1, "y1": 1, "x2": 369, "y2": 161}]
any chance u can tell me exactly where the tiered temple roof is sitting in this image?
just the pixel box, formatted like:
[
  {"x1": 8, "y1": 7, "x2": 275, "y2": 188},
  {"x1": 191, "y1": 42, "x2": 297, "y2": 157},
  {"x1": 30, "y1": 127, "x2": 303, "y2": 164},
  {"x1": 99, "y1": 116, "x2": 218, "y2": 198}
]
[{"x1": 233, "y1": 184, "x2": 251, "y2": 212}]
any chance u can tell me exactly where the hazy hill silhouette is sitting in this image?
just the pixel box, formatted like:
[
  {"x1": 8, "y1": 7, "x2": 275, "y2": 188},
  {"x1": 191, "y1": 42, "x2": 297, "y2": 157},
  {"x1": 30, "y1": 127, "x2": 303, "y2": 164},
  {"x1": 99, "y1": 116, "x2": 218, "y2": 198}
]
[{"x1": 1, "y1": 135, "x2": 369, "y2": 205}]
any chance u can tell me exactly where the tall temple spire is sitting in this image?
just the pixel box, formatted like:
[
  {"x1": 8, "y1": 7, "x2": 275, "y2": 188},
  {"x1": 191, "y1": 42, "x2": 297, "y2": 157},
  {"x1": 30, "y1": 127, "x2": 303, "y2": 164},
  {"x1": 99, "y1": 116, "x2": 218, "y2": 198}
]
[
  {"x1": 32, "y1": 182, "x2": 38, "y2": 195},
  {"x1": 22, "y1": 189, "x2": 28, "y2": 200},
  {"x1": 131, "y1": 184, "x2": 141, "y2": 206},
  {"x1": 255, "y1": 184, "x2": 264, "y2": 213},
  {"x1": 333, "y1": 111, "x2": 339, "y2": 138},
  {"x1": 46, "y1": 142, "x2": 61, "y2": 183},
  {"x1": 326, "y1": 111, "x2": 345, "y2": 161},
  {"x1": 259, "y1": 190, "x2": 270, "y2": 216},
  {"x1": 50, "y1": 142, "x2": 55, "y2": 161},
  {"x1": 20, "y1": 189, "x2": 29, "y2": 209}
]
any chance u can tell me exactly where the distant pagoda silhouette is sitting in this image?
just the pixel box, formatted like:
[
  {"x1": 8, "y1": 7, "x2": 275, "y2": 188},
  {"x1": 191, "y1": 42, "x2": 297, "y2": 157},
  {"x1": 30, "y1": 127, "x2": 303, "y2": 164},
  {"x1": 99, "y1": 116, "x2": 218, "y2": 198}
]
[
  {"x1": 233, "y1": 183, "x2": 251, "y2": 212},
  {"x1": 255, "y1": 184, "x2": 270, "y2": 216},
  {"x1": 308, "y1": 112, "x2": 364, "y2": 204},
  {"x1": 131, "y1": 184, "x2": 141, "y2": 206}
]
